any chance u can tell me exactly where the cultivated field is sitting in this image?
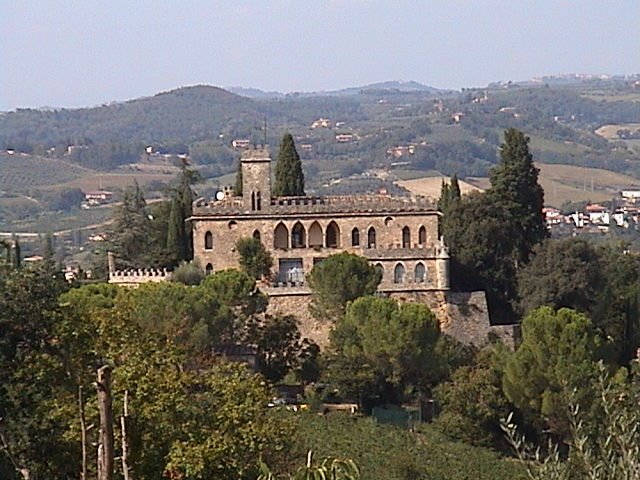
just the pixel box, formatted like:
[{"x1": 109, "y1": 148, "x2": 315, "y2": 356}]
[
  {"x1": 55, "y1": 172, "x2": 176, "y2": 191},
  {"x1": 399, "y1": 163, "x2": 640, "y2": 207},
  {"x1": 594, "y1": 124, "x2": 640, "y2": 140},
  {"x1": 0, "y1": 154, "x2": 90, "y2": 192},
  {"x1": 396, "y1": 176, "x2": 483, "y2": 198}
]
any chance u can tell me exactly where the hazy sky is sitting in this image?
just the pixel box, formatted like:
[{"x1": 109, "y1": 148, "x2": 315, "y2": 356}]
[{"x1": 2, "y1": 0, "x2": 639, "y2": 111}]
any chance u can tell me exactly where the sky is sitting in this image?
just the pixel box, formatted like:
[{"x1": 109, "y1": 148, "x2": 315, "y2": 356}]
[{"x1": 1, "y1": 0, "x2": 639, "y2": 111}]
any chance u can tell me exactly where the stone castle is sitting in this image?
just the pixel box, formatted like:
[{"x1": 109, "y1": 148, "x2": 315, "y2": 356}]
[{"x1": 190, "y1": 148, "x2": 517, "y2": 347}]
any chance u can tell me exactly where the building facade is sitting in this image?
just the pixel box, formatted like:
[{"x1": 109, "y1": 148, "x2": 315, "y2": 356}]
[{"x1": 190, "y1": 148, "x2": 450, "y2": 294}]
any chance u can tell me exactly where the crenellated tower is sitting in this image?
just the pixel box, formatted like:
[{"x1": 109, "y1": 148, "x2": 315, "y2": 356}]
[{"x1": 241, "y1": 147, "x2": 271, "y2": 211}]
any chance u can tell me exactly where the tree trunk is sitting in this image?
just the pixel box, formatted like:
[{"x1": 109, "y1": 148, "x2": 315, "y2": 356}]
[
  {"x1": 120, "y1": 390, "x2": 131, "y2": 480},
  {"x1": 97, "y1": 365, "x2": 114, "y2": 480},
  {"x1": 78, "y1": 385, "x2": 87, "y2": 480}
]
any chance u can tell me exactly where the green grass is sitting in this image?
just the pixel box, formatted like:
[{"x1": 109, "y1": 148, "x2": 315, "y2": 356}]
[{"x1": 293, "y1": 414, "x2": 525, "y2": 480}]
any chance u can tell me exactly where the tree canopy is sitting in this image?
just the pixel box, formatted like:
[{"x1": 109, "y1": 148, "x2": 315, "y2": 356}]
[
  {"x1": 503, "y1": 306, "x2": 606, "y2": 438},
  {"x1": 307, "y1": 252, "x2": 382, "y2": 320},
  {"x1": 327, "y1": 296, "x2": 440, "y2": 407},
  {"x1": 235, "y1": 237, "x2": 273, "y2": 280}
]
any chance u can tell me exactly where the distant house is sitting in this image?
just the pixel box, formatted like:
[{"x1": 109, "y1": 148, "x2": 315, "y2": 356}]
[
  {"x1": 543, "y1": 206, "x2": 562, "y2": 226},
  {"x1": 585, "y1": 204, "x2": 610, "y2": 225},
  {"x1": 335, "y1": 133, "x2": 355, "y2": 143},
  {"x1": 621, "y1": 190, "x2": 640, "y2": 203},
  {"x1": 84, "y1": 190, "x2": 114, "y2": 206},
  {"x1": 387, "y1": 145, "x2": 415, "y2": 158},
  {"x1": 232, "y1": 139, "x2": 251, "y2": 149},
  {"x1": 452, "y1": 112, "x2": 465, "y2": 123},
  {"x1": 311, "y1": 118, "x2": 331, "y2": 129}
]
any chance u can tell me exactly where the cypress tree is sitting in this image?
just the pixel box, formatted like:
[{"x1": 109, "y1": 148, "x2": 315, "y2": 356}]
[
  {"x1": 167, "y1": 197, "x2": 186, "y2": 262},
  {"x1": 487, "y1": 128, "x2": 547, "y2": 265},
  {"x1": 233, "y1": 159, "x2": 243, "y2": 196},
  {"x1": 273, "y1": 133, "x2": 304, "y2": 196},
  {"x1": 13, "y1": 238, "x2": 21, "y2": 269}
]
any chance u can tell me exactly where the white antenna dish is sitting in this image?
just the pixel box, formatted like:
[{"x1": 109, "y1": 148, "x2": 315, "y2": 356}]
[{"x1": 215, "y1": 191, "x2": 225, "y2": 201}]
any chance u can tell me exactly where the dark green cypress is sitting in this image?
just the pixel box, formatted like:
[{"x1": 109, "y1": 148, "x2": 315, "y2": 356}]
[
  {"x1": 273, "y1": 133, "x2": 304, "y2": 196},
  {"x1": 233, "y1": 159, "x2": 243, "y2": 196},
  {"x1": 167, "y1": 197, "x2": 185, "y2": 261},
  {"x1": 13, "y1": 238, "x2": 21, "y2": 269}
]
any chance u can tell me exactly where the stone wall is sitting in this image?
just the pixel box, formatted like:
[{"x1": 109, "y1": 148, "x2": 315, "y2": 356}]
[
  {"x1": 264, "y1": 287, "x2": 518, "y2": 349},
  {"x1": 108, "y1": 268, "x2": 172, "y2": 287}
]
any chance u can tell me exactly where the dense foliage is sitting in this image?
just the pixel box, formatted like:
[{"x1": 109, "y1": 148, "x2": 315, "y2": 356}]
[{"x1": 307, "y1": 252, "x2": 382, "y2": 319}]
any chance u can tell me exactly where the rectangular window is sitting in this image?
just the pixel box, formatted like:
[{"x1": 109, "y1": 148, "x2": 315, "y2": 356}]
[{"x1": 278, "y1": 258, "x2": 304, "y2": 283}]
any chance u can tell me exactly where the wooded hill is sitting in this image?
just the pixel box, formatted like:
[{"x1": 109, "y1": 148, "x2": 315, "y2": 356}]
[{"x1": 1, "y1": 77, "x2": 639, "y2": 181}]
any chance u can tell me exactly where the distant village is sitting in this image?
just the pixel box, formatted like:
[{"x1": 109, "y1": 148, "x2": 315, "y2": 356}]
[{"x1": 545, "y1": 189, "x2": 640, "y2": 234}]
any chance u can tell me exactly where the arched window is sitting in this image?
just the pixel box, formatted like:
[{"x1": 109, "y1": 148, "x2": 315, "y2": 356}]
[
  {"x1": 414, "y1": 263, "x2": 426, "y2": 283},
  {"x1": 291, "y1": 222, "x2": 306, "y2": 248},
  {"x1": 326, "y1": 221, "x2": 340, "y2": 248},
  {"x1": 367, "y1": 227, "x2": 377, "y2": 248},
  {"x1": 253, "y1": 230, "x2": 261, "y2": 241},
  {"x1": 394, "y1": 263, "x2": 405, "y2": 284},
  {"x1": 256, "y1": 191, "x2": 261, "y2": 210},
  {"x1": 205, "y1": 263, "x2": 213, "y2": 275},
  {"x1": 204, "y1": 231, "x2": 213, "y2": 250},
  {"x1": 251, "y1": 192, "x2": 256, "y2": 211},
  {"x1": 375, "y1": 263, "x2": 384, "y2": 278},
  {"x1": 308, "y1": 221, "x2": 323, "y2": 247},
  {"x1": 418, "y1": 226, "x2": 427, "y2": 245},
  {"x1": 351, "y1": 227, "x2": 360, "y2": 247},
  {"x1": 274, "y1": 223, "x2": 289, "y2": 249},
  {"x1": 402, "y1": 226, "x2": 411, "y2": 248}
]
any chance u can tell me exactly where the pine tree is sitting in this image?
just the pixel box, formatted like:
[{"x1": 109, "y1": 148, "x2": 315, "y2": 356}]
[{"x1": 273, "y1": 133, "x2": 304, "y2": 196}]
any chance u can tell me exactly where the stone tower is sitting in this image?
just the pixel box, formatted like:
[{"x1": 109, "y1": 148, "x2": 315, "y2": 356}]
[{"x1": 241, "y1": 147, "x2": 271, "y2": 212}]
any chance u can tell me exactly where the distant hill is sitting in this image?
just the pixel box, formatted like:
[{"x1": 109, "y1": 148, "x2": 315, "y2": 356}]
[
  {"x1": 332, "y1": 80, "x2": 447, "y2": 96},
  {"x1": 226, "y1": 86, "x2": 286, "y2": 99},
  {"x1": 228, "y1": 80, "x2": 447, "y2": 99},
  {"x1": 0, "y1": 85, "x2": 270, "y2": 147}
]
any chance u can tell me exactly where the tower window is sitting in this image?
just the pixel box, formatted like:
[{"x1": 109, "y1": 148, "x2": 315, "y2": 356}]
[
  {"x1": 367, "y1": 227, "x2": 377, "y2": 248},
  {"x1": 204, "y1": 231, "x2": 213, "y2": 250},
  {"x1": 418, "y1": 226, "x2": 427, "y2": 245},
  {"x1": 402, "y1": 226, "x2": 411, "y2": 248}
]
